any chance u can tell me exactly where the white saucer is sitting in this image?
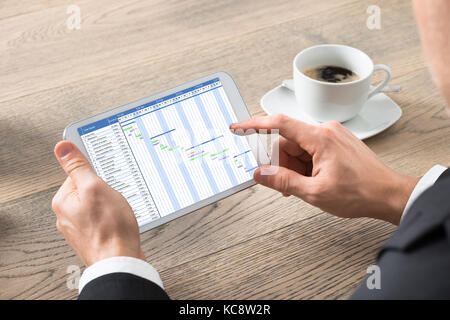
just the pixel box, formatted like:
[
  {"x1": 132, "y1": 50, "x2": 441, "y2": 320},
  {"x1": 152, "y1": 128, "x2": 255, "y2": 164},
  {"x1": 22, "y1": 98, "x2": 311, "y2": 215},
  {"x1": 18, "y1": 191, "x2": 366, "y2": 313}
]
[{"x1": 260, "y1": 85, "x2": 402, "y2": 140}]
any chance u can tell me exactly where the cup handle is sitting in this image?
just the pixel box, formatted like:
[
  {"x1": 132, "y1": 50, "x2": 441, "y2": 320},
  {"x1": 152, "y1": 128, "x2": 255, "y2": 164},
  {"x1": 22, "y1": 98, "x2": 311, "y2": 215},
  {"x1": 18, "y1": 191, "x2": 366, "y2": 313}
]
[
  {"x1": 368, "y1": 64, "x2": 392, "y2": 99},
  {"x1": 282, "y1": 79, "x2": 295, "y2": 91}
]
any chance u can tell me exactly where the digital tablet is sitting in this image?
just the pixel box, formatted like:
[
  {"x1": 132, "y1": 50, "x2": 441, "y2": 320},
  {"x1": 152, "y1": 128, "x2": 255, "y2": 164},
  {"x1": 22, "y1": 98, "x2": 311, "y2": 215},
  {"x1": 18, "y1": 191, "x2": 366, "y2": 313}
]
[{"x1": 64, "y1": 72, "x2": 270, "y2": 233}]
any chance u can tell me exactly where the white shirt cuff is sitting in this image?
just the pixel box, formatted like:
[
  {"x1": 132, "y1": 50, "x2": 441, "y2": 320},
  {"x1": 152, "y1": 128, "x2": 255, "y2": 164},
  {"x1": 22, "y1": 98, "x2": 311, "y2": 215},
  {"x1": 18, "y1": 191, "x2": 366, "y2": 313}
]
[
  {"x1": 78, "y1": 256, "x2": 164, "y2": 294},
  {"x1": 400, "y1": 165, "x2": 447, "y2": 223}
]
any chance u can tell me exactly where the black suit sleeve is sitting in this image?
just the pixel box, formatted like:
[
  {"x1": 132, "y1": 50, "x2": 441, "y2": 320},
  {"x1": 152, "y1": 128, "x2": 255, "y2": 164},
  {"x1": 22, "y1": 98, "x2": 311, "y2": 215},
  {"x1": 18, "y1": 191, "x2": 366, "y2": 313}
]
[
  {"x1": 78, "y1": 272, "x2": 170, "y2": 300},
  {"x1": 438, "y1": 167, "x2": 450, "y2": 181},
  {"x1": 351, "y1": 168, "x2": 450, "y2": 299}
]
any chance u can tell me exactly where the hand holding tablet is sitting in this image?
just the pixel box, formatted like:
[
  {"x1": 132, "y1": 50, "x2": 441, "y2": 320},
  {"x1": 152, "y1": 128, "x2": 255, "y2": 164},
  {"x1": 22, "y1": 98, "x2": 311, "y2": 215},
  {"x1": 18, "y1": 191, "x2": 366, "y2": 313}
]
[{"x1": 52, "y1": 141, "x2": 145, "y2": 266}]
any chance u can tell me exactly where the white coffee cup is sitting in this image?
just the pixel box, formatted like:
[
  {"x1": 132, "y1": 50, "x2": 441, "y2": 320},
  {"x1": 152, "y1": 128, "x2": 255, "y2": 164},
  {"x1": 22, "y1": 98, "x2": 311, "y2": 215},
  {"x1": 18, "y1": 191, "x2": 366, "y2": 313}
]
[{"x1": 283, "y1": 44, "x2": 391, "y2": 123}]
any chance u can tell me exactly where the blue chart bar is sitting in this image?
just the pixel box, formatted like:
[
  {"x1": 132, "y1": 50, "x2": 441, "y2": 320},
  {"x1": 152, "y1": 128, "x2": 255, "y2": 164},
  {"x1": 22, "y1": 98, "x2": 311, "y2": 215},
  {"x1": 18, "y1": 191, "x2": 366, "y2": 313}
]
[
  {"x1": 175, "y1": 102, "x2": 220, "y2": 195},
  {"x1": 136, "y1": 117, "x2": 181, "y2": 211},
  {"x1": 150, "y1": 128, "x2": 175, "y2": 140},
  {"x1": 186, "y1": 135, "x2": 224, "y2": 151},
  {"x1": 213, "y1": 89, "x2": 256, "y2": 173},
  {"x1": 154, "y1": 109, "x2": 200, "y2": 203},
  {"x1": 233, "y1": 150, "x2": 251, "y2": 158},
  {"x1": 195, "y1": 95, "x2": 238, "y2": 187}
]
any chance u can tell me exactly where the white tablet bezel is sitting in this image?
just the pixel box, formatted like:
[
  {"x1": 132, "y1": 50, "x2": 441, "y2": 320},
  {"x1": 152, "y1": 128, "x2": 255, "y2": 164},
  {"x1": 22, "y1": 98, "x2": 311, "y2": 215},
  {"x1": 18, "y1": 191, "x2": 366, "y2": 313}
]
[{"x1": 63, "y1": 71, "x2": 270, "y2": 233}]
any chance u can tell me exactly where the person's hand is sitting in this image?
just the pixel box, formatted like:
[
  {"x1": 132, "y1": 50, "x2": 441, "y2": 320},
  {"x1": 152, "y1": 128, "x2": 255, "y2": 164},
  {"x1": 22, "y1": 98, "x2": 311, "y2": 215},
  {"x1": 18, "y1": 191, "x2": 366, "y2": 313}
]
[
  {"x1": 51, "y1": 141, "x2": 145, "y2": 266},
  {"x1": 231, "y1": 115, "x2": 418, "y2": 225}
]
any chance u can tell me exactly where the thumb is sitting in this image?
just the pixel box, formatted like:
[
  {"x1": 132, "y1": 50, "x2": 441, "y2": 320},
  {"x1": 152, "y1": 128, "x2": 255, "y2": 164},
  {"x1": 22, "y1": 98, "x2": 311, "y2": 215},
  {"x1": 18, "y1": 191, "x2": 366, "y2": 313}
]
[
  {"x1": 54, "y1": 141, "x2": 97, "y2": 186},
  {"x1": 254, "y1": 166, "x2": 312, "y2": 199}
]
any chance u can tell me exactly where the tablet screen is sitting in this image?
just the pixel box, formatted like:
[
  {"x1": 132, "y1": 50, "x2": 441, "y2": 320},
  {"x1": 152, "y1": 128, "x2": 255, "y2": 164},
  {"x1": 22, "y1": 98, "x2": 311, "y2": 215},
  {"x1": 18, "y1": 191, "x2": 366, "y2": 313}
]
[{"x1": 78, "y1": 78, "x2": 258, "y2": 225}]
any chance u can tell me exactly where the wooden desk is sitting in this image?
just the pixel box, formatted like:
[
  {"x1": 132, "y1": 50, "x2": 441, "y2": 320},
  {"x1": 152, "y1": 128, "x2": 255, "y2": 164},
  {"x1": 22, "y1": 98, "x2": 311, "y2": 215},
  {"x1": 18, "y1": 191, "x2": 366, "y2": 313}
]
[{"x1": 1, "y1": 0, "x2": 448, "y2": 299}]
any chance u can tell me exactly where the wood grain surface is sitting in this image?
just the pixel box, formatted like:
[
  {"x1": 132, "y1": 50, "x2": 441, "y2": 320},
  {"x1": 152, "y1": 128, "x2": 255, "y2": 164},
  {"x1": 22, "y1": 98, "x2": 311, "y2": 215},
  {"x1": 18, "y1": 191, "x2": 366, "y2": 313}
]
[{"x1": 0, "y1": 0, "x2": 448, "y2": 299}]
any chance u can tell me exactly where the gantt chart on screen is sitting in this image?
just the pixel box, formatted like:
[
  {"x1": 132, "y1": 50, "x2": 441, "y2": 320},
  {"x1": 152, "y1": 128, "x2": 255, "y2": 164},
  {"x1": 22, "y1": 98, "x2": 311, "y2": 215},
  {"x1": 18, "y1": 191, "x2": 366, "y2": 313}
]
[{"x1": 78, "y1": 78, "x2": 258, "y2": 225}]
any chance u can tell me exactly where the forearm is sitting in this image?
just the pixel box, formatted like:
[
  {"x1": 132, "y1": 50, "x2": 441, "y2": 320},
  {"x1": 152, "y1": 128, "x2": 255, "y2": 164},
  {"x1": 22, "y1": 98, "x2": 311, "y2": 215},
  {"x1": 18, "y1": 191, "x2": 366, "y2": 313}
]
[{"x1": 373, "y1": 171, "x2": 418, "y2": 225}]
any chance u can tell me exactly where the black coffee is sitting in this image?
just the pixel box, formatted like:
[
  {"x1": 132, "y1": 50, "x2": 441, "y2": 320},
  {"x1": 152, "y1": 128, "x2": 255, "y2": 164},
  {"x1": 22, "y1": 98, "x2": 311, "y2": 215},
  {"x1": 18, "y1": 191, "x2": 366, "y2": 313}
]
[{"x1": 303, "y1": 65, "x2": 359, "y2": 83}]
